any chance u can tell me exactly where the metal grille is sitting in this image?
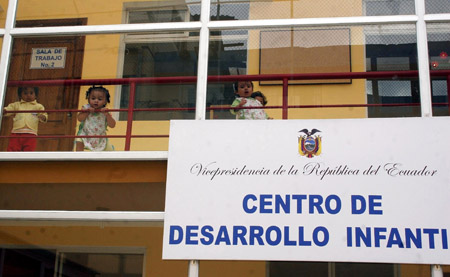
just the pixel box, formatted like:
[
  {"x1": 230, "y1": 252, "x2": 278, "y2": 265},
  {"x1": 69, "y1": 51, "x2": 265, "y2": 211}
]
[
  {"x1": 365, "y1": 0, "x2": 415, "y2": 16},
  {"x1": 207, "y1": 0, "x2": 450, "y2": 20},
  {"x1": 211, "y1": 1, "x2": 250, "y2": 20},
  {"x1": 426, "y1": 0, "x2": 450, "y2": 14}
]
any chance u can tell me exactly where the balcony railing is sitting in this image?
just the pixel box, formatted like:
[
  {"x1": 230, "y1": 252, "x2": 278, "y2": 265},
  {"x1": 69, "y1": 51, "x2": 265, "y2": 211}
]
[{"x1": 2, "y1": 70, "x2": 450, "y2": 151}]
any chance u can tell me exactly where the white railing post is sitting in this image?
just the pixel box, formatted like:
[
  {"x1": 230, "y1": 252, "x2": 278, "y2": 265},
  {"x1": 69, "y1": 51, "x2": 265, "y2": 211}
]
[
  {"x1": 431, "y1": 265, "x2": 443, "y2": 277},
  {"x1": 0, "y1": 0, "x2": 18, "y2": 125},
  {"x1": 194, "y1": 0, "x2": 211, "y2": 120},
  {"x1": 415, "y1": 0, "x2": 432, "y2": 117},
  {"x1": 188, "y1": 260, "x2": 199, "y2": 277}
]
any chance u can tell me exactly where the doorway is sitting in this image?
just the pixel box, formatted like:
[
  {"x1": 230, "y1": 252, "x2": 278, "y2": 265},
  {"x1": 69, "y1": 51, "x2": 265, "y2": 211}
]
[{"x1": 1, "y1": 18, "x2": 86, "y2": 151}]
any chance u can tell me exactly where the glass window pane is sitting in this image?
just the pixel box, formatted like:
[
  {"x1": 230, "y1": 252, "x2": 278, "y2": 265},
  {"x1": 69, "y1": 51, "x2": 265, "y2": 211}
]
[
  {"x1": 269, "y1": 262, "x2": 396, "y2": 277},
  {"x1": 335, "y1": 263, "x2": 395, "y2": 277},
  {"x1": 16, "y1": 0, "x2": 200, "y2": 26},
  {"x1": 210, "y1": 1, "x2": 250, "y2": 20},
  {"x1": 365, "y1": 27, "x2": 419, "y2": 118},
  {"x1": 269, "y1": 261, "x2": 328, "y2": 277},
  {"x1": 1, "y1": 30, "x2": 197, "y2": 151},
  {"x1": 425, "y1": 0, "x2": 450, "y2": 14},
  {"x1": 2, "y1": 34, "x2": 90, "y2": 152},
  {"x1": 206, "y1": 25, "x2": 418, "y2": 121},
  {"x1": 427, "y1": 23, "x2": 450, "y2": 117},
  {"x1": 119, "y1": 38, "x2": 198, "y2": 122},
  {"x1": 365, "y1": 0, "x2": 415, "y2": 16},
  {"x1": 0, "y1": 0, "x2": 8, "y2": 28},
  {"x1": 63, "y1": 253, "x2": 143, "y2": 275},
  {"x1": 129, "y1": 8, "x2": 191, "y2": 23}
]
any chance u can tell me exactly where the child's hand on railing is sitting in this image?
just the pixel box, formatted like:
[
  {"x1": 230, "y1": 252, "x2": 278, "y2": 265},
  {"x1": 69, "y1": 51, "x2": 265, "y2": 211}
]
[
  {"x1": 37, "y1": 114, "x2": 47, "y2": 122},
  {"x1": 101, "y1": 107, "x2": 116, "y2": 128}
]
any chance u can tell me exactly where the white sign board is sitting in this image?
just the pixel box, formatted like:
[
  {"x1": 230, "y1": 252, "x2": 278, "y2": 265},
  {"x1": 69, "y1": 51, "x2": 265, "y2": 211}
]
[
  {"x1": 30, "y1": 47, "x2": 67, "y2": 69},
  {"x1": 163, "y1": 118, "x2": 450, "y2": 264}
]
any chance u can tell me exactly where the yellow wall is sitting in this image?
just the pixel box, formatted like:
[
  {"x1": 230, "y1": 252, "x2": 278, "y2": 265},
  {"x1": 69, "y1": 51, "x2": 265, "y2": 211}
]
[
  {"x1": 0, "y1": 161, "x2": 167, "y2": 211},
  {"x1": 16, "y1": 1, "x2": 124, "y2": 24},
  {"x1": 251, "y1": 0, "x2": 363, "y2": 19},
  {"x1": 0, "y1": 160, "x2": 266, "y2": 276},
  {"x1": 247, "y1": 42, "x2": 367, "y2": 120},
  {"x1": 200, "y1": 260, "x2": 266, "y2": 277},
  {"x1": 0, "y1": 160, "x2": 167, "y2": 184},
  {"x1": 0, "y1": 0, "x2": 8, "y2": 28},
  {"x1": 0, "y1": 160, "x2": 176, "y2": 276},
  {"x1": 0, "y1": 224, "x2": 188, "y2": 277},
  {"x1": 401, "y1": 264, "x2": 432, "y2": 277}
]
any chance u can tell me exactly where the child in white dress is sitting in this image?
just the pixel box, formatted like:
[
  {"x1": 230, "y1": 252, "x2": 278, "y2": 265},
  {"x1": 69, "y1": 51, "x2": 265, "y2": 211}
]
[{"x1": 75, "y1": 85, "x2": 116, "y2": 151}]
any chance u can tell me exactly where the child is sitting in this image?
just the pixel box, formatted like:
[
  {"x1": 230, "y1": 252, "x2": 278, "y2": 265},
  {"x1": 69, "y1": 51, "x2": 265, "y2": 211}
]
[
  {"x1": 251, "y1": 91, "x2": 268, "y2": 106},
  {"x1": 75, "y1": 85, "x2": 116, "y2": 151},
  {"x1": 251, "y1": 91, "x2": 273, "y2": 119},
  {"x1": 230, "y1": 81, "x2": 269, "y2": 120},
  {"x1": 3, "y1": 87, "x2": 48, "y2": 151}
]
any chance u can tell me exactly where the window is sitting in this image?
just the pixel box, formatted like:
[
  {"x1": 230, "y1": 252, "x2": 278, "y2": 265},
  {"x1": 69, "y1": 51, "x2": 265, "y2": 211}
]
[
  {"x1": 0, "y1": 247, "x2": 144, "y2": 277},
  {"x1": 427, "y1": 24, "x2": 450, "y2": 116},
  {"x1": 269, "y1": 262, "x2": 397, "y2": 277},
  {"x1": 425, "y1": 0, "x2": 450, "y2": 14},
  {"x1": 365, "y1": 23, "x2": 450, "y2": 118},
  {"x1": 119, "y1": 40, "x2": 198, "y2": 121},
  {"x1": 119, "y1": 6, "x2": 248, "y2": 121},
  {"x1": 118, "y1": 5, "x2": 200, "y2": 121},
  {"x1": 365, "y1": 31, "x2": 421, "y2": 118},
  {"x1": 364, "y1": 0, "x2": 415, "y2": 16}
]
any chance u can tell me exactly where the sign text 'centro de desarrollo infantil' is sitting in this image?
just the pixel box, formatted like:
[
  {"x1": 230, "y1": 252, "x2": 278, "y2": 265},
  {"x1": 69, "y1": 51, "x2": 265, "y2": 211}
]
[{"x1": 163, "y1": 118, "x2": 450, "y2": 264}]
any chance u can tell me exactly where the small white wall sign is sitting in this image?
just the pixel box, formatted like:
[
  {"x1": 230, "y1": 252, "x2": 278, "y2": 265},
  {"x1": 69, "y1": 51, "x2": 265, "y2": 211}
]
[{"x1": 30, "y1": 47, "x2": 67, "y2": 69}]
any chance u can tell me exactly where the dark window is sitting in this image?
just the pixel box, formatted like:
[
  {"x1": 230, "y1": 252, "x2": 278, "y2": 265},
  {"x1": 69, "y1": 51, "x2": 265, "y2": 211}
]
[
  {"x1": 269, "y1": 261, "x2": 395, "y2": 277},
  {"x1": 365, "y1": 34, "x2": 421, "y2": 118},
  {"x1": 0, "y1": 248, "x2": 144, "y2": 277},
  {"x1": 120, "y1": 41, "x2": 198, "y2": 121}
]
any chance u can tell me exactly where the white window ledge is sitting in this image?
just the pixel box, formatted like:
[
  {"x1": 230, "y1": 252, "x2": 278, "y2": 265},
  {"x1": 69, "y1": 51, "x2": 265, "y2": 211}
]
[
  {"x1": 0, "y1": 210, "x2": 164, "y2": 223},
  {"x1": 0, "y1": 151, "x2": 168, "y2": 161}
]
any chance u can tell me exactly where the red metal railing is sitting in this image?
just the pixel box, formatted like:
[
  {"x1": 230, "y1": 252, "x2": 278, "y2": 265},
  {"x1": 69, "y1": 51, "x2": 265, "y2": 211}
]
[{"x1": 3, "y1": 70, "x2": 450, "y2": 151}]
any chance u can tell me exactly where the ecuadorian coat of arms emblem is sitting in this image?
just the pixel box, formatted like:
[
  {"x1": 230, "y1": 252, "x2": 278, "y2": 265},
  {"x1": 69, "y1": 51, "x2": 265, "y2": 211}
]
[{"x1": 298, "y1": 128, "x2": 322, "y2": 158}]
